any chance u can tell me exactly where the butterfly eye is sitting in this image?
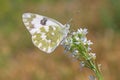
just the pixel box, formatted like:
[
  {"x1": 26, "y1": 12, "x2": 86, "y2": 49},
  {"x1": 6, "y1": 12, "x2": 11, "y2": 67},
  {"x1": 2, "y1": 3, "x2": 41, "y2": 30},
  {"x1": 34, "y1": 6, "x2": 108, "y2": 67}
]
[{"x1": 40, "y1": 18, "x2": 47, "y2": 25}]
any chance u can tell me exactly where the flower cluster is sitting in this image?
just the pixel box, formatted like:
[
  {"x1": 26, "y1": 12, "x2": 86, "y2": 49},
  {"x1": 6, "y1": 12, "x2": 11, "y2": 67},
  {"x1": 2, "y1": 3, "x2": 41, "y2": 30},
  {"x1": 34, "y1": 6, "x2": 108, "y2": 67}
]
[
  {"x1": 61, "y1": 28, "x2": 103, "y2": 80},
  {"x1": 61, "y1": 28, "x2": 96, "y2": 62}
]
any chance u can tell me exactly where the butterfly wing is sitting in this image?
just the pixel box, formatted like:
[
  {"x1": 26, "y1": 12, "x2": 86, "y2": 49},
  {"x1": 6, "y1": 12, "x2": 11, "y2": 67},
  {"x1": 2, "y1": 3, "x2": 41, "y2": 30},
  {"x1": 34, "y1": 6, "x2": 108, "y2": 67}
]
[{"x1": 22, "y1": 13, "x2": 69, "y2": 53}]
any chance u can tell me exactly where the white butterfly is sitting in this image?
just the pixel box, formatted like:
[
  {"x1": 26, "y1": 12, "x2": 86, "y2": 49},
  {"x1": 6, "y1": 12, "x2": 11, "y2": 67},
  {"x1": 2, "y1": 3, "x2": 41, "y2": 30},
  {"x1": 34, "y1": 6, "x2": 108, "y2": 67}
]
[{"x1": 22, "y1": 13, "x2": 70, "y2": 53}]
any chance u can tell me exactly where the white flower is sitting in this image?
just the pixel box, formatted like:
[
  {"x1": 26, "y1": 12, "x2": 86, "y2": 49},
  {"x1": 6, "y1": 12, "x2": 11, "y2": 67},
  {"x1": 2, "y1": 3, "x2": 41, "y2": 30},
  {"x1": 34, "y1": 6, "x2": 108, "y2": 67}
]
[
  {"x1": 72, "y1": 31, "x2": 77, "y2": 35},
  {"x1": 80, "y1": 61, "x2": 85, "y2": 69},
  {"x1": 88, "y1": 47, "x2": 92, "y2": 51},
  {"x1": 89, "y1": 53, "x2": 96, "y2": 60},
  {"x1": 86, "y1": 40, "x2": 93, "y2": 45},
  {"x1": 75, "y1": 36, "x2": 80, "y2": 40},
  {"x1": 72, "y1": 50, "x2": 79, "y2": 55},
  {"x1": 72, "y1": 50, "x2": 79, "y2": 57},
  {"x1": 81, "y1": 37, "x2": 87, "y2": 44},
  {"x1": 89, "y1": 75, "x2": 96, "y2": 80},
  {"x1": 77, "y1": 28, "x2": 88, "y2": 35}
]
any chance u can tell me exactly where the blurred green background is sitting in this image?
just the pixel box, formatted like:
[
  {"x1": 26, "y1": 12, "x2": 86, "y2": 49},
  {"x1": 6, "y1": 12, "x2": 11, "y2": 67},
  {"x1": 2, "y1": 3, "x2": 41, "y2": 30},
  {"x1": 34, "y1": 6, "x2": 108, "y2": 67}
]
[{"x1": 0, "y1": 0, "x2": 120, "y2": 80}]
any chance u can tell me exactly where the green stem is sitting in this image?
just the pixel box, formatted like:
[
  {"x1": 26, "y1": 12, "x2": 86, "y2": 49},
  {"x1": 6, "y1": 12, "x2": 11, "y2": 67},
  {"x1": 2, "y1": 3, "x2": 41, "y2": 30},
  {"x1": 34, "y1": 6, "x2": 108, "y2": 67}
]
[
  {"x1": 88, "y1": 60, "x2": 103, "y2": 80},
  {"x1": 94, "y1": 66, "x2": 103, "y2": 80}
]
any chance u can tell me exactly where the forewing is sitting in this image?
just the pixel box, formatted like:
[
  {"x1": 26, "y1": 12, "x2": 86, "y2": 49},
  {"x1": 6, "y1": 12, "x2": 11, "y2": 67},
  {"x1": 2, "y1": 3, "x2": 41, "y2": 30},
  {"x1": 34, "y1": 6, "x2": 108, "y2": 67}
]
[
  {"x1": 22, "y1": 13, "x2": 68, "y2": 53},
  {"x1": 22, "y1": 13, "x2": 44, "y2": 35}
]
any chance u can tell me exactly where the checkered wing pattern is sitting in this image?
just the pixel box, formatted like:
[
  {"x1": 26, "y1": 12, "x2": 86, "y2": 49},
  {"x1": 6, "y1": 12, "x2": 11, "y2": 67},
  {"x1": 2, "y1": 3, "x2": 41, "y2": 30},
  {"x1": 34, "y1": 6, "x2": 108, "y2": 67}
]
[{"x1": 22, "y1": 13, "x2": 69, "y2": 53}]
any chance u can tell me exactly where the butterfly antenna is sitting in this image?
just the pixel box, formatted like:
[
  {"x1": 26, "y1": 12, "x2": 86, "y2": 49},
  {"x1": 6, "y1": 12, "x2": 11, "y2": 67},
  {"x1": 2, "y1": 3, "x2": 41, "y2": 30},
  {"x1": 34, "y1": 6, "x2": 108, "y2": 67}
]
[
  {"x1": 66, "y1": 18, "x2": 73, "y2": 24},
  {"x1": 65, "y1": 18, "x2": 73, "y2": 29}
]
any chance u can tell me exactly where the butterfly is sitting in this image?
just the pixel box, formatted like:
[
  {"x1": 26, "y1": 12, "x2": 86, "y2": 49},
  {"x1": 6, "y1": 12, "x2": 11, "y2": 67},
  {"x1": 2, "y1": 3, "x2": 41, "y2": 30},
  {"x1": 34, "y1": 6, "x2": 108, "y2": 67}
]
[{"x1": 22, "y1": 13, "x2": 70, "y2": 53}]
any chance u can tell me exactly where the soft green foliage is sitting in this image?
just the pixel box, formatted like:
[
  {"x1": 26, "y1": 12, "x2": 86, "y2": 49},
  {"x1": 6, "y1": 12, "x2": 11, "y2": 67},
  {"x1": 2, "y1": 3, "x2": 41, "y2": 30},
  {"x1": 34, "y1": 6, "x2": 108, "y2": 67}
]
[{"x1": 100, "y1": 0, "x2": 120, "y2": 32}]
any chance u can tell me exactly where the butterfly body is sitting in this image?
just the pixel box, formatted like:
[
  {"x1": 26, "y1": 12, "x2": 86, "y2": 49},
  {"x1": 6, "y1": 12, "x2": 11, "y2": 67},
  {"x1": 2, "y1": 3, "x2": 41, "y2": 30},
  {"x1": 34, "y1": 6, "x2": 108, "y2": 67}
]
[{"x1": 22, "y1": 13, "x2": 69, "y2": 53}]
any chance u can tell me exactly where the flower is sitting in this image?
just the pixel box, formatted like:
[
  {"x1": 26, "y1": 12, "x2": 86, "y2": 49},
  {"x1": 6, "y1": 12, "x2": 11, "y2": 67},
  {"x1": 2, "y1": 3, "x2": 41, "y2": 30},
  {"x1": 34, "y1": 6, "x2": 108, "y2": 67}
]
[
  {"x1": 80, "y1": 61, "x2": 85, "y2": 69},
  {"x1": 77, "y1": 28, "x2": 88, "y2": 35},
  {"x1": 61, "y1": 28, "x2": 95, "y2": 69},
  {"x1": 61, "y1": 28, "x2": 103, "y2": 80},
  {"x1": 61, "y1": 28, "x2": 93, "y2": 54},
  {"x1": 89, "y1": 53, "x2": 96, "y2": 60},
  {"x1": 89, "y1": 75, "x2": 96, "y2": 80}
]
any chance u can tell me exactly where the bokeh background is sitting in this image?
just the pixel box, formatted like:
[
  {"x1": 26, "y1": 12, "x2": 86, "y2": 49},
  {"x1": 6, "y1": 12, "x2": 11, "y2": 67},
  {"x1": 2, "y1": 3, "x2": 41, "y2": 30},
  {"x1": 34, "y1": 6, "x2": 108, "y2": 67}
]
[{"x1": 0, "y1": 0, "x2": 120, "y2": 80}]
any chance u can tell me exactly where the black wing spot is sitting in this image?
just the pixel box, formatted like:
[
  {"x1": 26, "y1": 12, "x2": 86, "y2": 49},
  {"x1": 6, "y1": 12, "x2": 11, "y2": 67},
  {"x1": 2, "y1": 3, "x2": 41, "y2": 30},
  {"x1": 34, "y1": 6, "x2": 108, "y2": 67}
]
[{"x1": 40, "y1": 18, "x2": 47, "y2": 25}]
